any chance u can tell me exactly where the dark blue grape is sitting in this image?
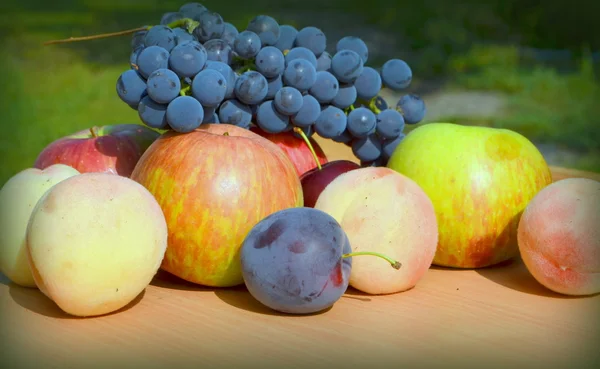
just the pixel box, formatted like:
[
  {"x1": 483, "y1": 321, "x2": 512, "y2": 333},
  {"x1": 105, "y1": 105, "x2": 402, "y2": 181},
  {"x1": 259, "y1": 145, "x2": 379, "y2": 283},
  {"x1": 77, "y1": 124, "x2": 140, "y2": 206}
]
[
  {"x1": 374, "y1": 95, "x2": 388, "y2": 110},
  {"x1": 173, "y1": 27, "x2": 197, "y2": 44},
  {"x1": 168, "y1": 40, "x2": 207, "y2": 78},
  {"x1": 192, "y1": 11, "x2": 224, "y2": 42},
  {"x1": 381, "y1": 133, "x2": 406, "y2": 160},
  {"x1": 283, "y1": 59, "x2": 317, "y2": 92},
  {"x1": 381, "y1": 59, "x2": 412, "y2": 90},
  {"x1": 246, "y1": 15, "x2": 280, "y2": 46},
  {"x1": 360, "y1": 157, "x2": 387, "y2": 167},
  {"x1": 291, "y1": 94, "x2": 320, "y2": 127},
  {"x1": 316, "y1": 51, "x2": 332, "y2": 72},
  {"x1": 234, "y1": 71, "x2": 268, "y2": 105},
  {"x1": 294, "y1": 26, "x2": 326, "y2": 57},
  {"x1": 255, "y1": 46, "x2": 285, "y2": 78},
  {"x1": 204, "y1": 39, "x2": 233, "y2": 64},
  {"x1": 203, "y1": 60, "x2": 236, "y2": 99},
  {"x1": 130, "y1": 46, "x2": 144, "y2": 70},
  {"x1": 274, "y1": 86, "x2": 303, "y2": 115},
  {"x1": 274, "y1": 25, "x2": 297, "y2": 52},
  {"x1": 240, "y1": 207, "x2": 352, "y2": 315},
  {"x1": 266, "y1": 75, "x2": 283, "y2": 100},
  {"x1": 347, "y1": 107, "x2": 376, "y2": 138},
  {"x1": 131, "y1": 29, "x2": 147, "y2": 50},
  {"x1": 165, "y1": 96, "x2": 204, "y2": 133},
  {"x1": 331, "y1": 83, "x2": 357, "y2": 109},
  {"x1": 136, "y1": 45, "x2": 169, "y2": 79},
  {"x1": 336, "y1": 36, "x2": 368, "y2": 63},
  {"x1": 256, "y1": 100, "x2": 291, "y2": 133},
  {"x1": 221, "y1": 22, "x2": 239, "y2": 46},
  {"x1": 331, "y1": 129, "x2": 353, "y2": 144},
  {"x1": 202, "y1": 106, "x2": 219, "y2": 123},
  {"x1": 144, "y1": 25, "x2": 177, "y2": 52},
  {"x1": 331, "y1": 49, "x2": 363, "y2": 84},
  {"x1": 354, "y1": 67, "x2": 382, "y2": 101},
  {"x1": 284, "y1": 47, "x2": 317, "y2": 69},
  {"x1": 138, "y1": 95, "x2": 168, "y2": 129},
  {"x1": 314, "y1": 106, "x2": 347, "y2": 138},
  {"x1": 376, "y1": 109, "x2": 405, "y2": 139},
  {"x1": 233, "y1": 30, "x2": 261, "y2": 59},
  {"x1": 397, "y1": 94, "x2": 426, "y2": 124},
  {"x1": 218, "y1": 99, "x2": 253, "y2": 128},
  {"x1": 160, "y1": 12, "x2": 185, "y2": 25},
  {"x1": 116, "y1": 69, "x2": 147, "y2": 107},
  {"x1": 352, "y1": 134, "x2": 382, "y2": 162},
  {"x1": 309, "y1": 71, "x2": 339, "y2": 103},
  {"x1": 192, "y1": 69, "x2": 227, "y2": 107},
  {"x1": 146, "y1": 68, "x2": 181, "y2": 104},
  {"x1": 179, "y1": 2, "x2": 208, "y2": 20}
]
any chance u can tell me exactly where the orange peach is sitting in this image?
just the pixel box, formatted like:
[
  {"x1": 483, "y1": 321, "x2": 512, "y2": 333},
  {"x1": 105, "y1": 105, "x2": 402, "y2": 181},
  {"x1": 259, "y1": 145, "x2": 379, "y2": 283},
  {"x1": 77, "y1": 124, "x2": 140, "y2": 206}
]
[
  {"x1": 517, "y1": 178, "x2": 600, "y2": 296},
  {"x1": 314, "y1": 167, "x2": 438, "y2": 294}
]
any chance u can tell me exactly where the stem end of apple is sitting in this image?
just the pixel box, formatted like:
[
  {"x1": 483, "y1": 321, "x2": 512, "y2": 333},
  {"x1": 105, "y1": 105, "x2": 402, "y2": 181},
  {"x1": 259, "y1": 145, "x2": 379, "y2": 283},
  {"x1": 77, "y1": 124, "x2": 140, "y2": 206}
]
[{"x1": 292, "y1": 127, "x2": 321, "y2": 171}]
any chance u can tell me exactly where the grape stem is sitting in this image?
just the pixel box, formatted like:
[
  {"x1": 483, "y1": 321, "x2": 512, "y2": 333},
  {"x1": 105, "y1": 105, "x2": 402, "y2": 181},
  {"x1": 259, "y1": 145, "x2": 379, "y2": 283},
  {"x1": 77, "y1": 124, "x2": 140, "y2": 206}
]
[
  {"x1": 179, "y1": 84, "x2": 191, "y2": 96},
  {"x1": 292, "y1": 127, "x2": 322, "y2": 171},
  {"x1": 342, "y1": 251, "x2": 402, "y2": 270},
  {"x1": 89, "y1": 126, "x2": 99, "y2": 138}
]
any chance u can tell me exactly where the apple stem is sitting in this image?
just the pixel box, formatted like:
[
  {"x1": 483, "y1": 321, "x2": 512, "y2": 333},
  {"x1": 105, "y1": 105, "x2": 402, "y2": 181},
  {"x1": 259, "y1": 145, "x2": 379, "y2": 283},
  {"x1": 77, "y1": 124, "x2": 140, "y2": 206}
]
[
  {"x1": 223, "y1": 132, "x2": 229, "y2": 136},
  {"x1": 292, "y1": 127, "x2": 322, "y2": 171},
  {"x1": 89, "y1": 126, "x2": 98, "y2": 138},
  {"x1": 342, "y1": 251, "x2": 402, "y2": 270}
]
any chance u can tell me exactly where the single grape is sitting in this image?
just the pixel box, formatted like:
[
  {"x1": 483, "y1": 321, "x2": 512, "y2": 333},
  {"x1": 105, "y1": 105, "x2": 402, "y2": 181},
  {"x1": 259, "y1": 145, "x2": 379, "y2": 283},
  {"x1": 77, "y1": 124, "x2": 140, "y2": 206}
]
[
  {"x1": 160, "y1": 12, "x2": 185, "y2": 25},
  {"x1": 360, "y1": 157, "x2": 387, "y2": 167},
  {"x1": 131, "y1": 29, "x2": 147, "y2": 50},
  {"x1": 291, "y1": 94, "x2": 320, "y2": 127},
  {"x1": 376, "y1": 109, "x2": 405, "y2": 139},
  {"x1": 331, "y1": 50, "x2": 363, "y2": 84},
  {"x1": 218, "y1": 99, "x2": 253, "y2": 128},
  {"x1": 316, "y1": 51, "x2": 332, "y2": 72},
  {"x1": 165, "y1": 96, "x2": 204, "y2": 133},
  {"x1": 274, "y1": 25, "x2": 298, "y2": 52},
  {"x1": 347, "y1": 107, "x2": 376, "y2": 138},
  {"x1": 204, "y1": 39, "x2": 233, "y2": 64},
  {"x1": 292, "y1": 125, "x2": 314, "y2": 139},
  {"x1": 221, "y1": 22, "x2": 239, "y2": 46},
  {"x1": 138, "y1": 95, "x2": 168, "y2": 129},
  {"x1": 192, "y1": 69, "x2": 227, "y2": 107},
  {"x1": 136, "y1": 45, "x2": 170, "y2": 79},
  {"x1": 380, "y1": 59, "x2": 412, "y2": 91},
  {"x1": 179, "y1": 2, "x2": 208, "y2": 20},
  {"x1": 331, "y1": 129, "x2": 353, "y2": 144},
  {"x1": 284, "y1": 47, "x2": 317, "y2": 69},
  {"x1": 314, "y1": 106, "x2": 347, "y2": 138},
  {"x1": 246, "y1": 15, "x2": 280, "y2": 46},
  {"x1": 352, "y1": 134, "x2": 382, "y2": 162},
  {"x1": 354, "y1": 67, "x2": 382, "y2": 101},
  {"x1": 381, "y1": 133, "x2": 406, "y2": 160},
  {"x1": 202, "y1": 105, "x2": 218, "y2": 123},
  {"x1": 309, "y1": 71, "x2": 339, "y2": 103},
  {"x1": 173, "y1": 27, "x2": 197, "y2": 44},
  {"x1": 168, "y1": 40, "x2": 207, "y2": 78},
  {"x1": 265, "y1": 75, "x2": 283, "y2": 100},
  {"x1": 144, "y1": 25, "x2": 177, "y2": 52},
  {"x1": 374, "y1": 95, "x2": 388, "y2": 110},
  {"x1": 283, "y1": 59, "x2": 317, "y2": 92},
  {"x1": 130, "y1": 46, "x2": 144, "y2": 69},
  {"x1": 331, "y1": 83, "x2": 357, "y2": 109},
  {"x1": 234, "y1": 71, "x2": 268, "y2": 105},
  {"x1": 203, "y1": 60, "x2": 237, "y2": 99},
  {"x1": 240, "y1": 207, "x2": 352, "y2": 315},
  {"x1": 233, "y1": 30, "x2": 262, "y2": 59},
  {"x1": 192, "y1": 11, "x2": 225, "y2": 42},
  {"x1": 256, "y1": 100, "x2": 291, "y2": 134},
  {"x1": 396, "y1": 94, "x2": 426, "y2": 124},
  {"x1": 274, "y1": 86, "x2": 303, "y2": 115},
  {"x1": 146, "y1": 68, "x2": 181, "y2": 104},
  {"x1": 116, "y1": 69, "x2": 147, "y2": 107},
  {"x1": 294, "y1": 26, "x2": 326, "y2": 57},
  {"x1": 336, "y1": 36, "x2": 368, "y2": 64},
  {"x1": 255, "y1": 46, "x2": 285, "y2": 78}
]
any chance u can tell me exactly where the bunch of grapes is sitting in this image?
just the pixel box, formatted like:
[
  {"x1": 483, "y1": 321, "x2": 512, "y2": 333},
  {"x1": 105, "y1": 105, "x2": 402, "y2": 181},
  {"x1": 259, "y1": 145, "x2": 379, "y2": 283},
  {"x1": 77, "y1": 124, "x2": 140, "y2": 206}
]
[{"x1": 115, "y1": 2, "x2": 426, "y2": 167}]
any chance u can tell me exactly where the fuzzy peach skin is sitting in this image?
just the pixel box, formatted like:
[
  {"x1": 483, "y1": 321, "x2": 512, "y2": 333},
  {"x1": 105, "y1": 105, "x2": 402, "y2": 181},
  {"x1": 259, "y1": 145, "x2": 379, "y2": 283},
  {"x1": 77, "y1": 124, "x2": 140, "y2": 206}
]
[
  {"x1": 314, "y1": 167, "x2": 438, "y2": 294},
  {"x1": 25, "y1": 172, "x2": 168, "y2": 317},
  {"x1": 517, "y1": 178, "x2": 600, "y2": 296}
]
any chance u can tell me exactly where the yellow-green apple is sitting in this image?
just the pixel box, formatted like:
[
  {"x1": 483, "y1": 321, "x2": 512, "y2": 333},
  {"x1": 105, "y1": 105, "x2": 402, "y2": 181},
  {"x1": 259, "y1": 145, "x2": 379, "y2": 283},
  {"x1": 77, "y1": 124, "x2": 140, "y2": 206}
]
[
  {"x1": 249, "y1": 126, "x2": 328, "y2": 177},
  {"x1": 300, "y1": 160, "x2": 361, "y2": 208},
  {"x1": 130, "y1": 123, "x2": 304, "y2": 287},
  {"x1": 25, "y1": 172, "x2": 168, "y2": 317},
  {"x1": 387, "y1": 122, "x2": 553, "y2": 268},
  {"x1": 314, "y1": 167, "x2": 438, "y2": 294},
  {"x1": 33, "y1": 124, "x2": 160, "y2": 178},
  {"x1": 517, "y1": 178, "x2": 600, "y2": 296},
  {"x1": 0, "y1": 164, "x2": 80, "y2": 287}
]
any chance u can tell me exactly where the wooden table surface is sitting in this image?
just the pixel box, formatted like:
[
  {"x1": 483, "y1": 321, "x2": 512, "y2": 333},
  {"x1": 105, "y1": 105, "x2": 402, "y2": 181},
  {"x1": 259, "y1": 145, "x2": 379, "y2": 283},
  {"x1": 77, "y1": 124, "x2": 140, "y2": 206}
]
[{"x1": 1, "y1": 136, "x2": 599, "y2": 369}]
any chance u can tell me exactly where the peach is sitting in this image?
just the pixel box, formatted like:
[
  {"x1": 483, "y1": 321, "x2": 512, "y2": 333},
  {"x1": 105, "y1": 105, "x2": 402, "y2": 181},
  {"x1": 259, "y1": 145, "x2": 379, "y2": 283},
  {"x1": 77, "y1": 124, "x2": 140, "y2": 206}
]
[
  {"x1": 25, "y1": 172, "x2": 168, "y2": 317},
  {"x1": 517, "y1": 178, "x2": 600, "y2": 296},
  {"x1": 314, "y1": 167, "x2": 438, "y2": 294}
]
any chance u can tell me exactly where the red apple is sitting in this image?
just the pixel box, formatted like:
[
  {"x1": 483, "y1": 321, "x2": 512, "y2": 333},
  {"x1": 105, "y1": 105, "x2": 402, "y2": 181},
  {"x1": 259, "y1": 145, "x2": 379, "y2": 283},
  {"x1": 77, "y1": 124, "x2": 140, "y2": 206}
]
[
  {"x1": 34, "y1": 124, "x2": 160, "y2": 177},
  {"x1": 130, "y1": 124, "x2": 303, "y2": 287},
  {"x1": 249, "y1": 126, "x2": 328, "y2": 177},
  {"x1": 300, "y1": 160, "x2": 361, "y2": 208}
]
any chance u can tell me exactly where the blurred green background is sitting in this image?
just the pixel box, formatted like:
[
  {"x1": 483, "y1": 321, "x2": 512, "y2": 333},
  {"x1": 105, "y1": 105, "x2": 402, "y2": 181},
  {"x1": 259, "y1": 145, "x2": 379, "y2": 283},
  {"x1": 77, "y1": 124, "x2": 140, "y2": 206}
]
[{"x1": 1, "y1": 0, "x2": 599, "y2": 187}]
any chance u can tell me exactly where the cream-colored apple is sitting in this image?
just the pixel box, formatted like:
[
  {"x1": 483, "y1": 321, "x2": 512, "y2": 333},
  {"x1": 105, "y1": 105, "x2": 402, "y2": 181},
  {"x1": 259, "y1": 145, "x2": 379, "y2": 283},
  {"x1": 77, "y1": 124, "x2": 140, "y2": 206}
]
[
  {"x1": 25, "y1": 172, "x2": 168, "y2": 317},
  {"x1": 314, "y1": 167, "x2": 438, "y2": 294},
  {"x1": 0, "y1": 164, "x2": 80, "y2": 287}
]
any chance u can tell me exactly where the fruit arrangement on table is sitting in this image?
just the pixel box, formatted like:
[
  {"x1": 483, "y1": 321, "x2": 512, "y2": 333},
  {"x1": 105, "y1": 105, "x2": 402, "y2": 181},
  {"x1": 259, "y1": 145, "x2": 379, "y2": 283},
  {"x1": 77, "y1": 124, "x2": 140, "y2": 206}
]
[{"x1": 1, "y1": 2, "x2": 599, "y2": 318}]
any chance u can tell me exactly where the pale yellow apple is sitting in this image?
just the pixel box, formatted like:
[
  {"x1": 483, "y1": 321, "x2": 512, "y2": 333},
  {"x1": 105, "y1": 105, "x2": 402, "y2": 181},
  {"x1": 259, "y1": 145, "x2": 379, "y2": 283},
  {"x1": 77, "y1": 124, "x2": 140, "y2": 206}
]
[
  {"x1": 0, "y1": 164, "x2": 80, "y2": 287},
  {"x1": 26, "y1": 172, "x2": 168, "y2": 317},
  {"x1": 314, "y1": 167, "x2": 438, "y2": 294}
]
